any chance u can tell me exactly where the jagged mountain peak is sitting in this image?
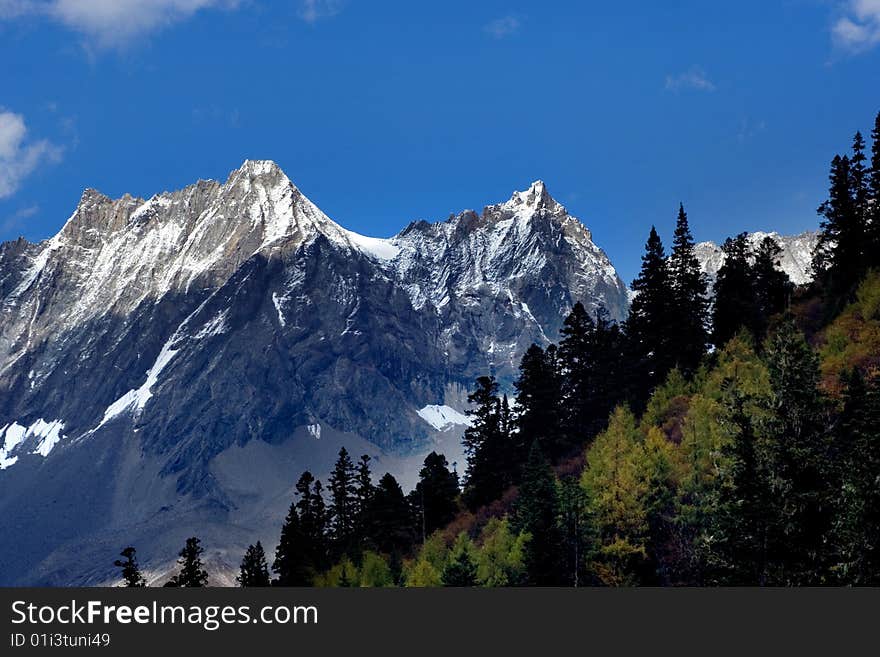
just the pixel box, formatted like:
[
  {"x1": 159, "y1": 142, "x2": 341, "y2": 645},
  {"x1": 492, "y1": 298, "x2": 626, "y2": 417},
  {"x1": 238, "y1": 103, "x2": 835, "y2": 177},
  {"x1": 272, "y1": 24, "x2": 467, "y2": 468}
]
[
  {"x1": 500, "y1": 179, "x2": 564, "y2": 215},
  {"x1": 0, "y1": 165, "x2": 635, "y2": 585}
]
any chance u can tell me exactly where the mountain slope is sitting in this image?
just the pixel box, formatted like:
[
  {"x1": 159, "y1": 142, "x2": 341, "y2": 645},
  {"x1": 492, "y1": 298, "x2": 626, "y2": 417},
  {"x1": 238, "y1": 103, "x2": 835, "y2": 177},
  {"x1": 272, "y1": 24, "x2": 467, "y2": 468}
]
[
  {"x1": 0, "y1": 161, "x2": 628, "y2": 585},
  {"x1": 694, "y1": 230, "x2": 819, "y2": 287}
]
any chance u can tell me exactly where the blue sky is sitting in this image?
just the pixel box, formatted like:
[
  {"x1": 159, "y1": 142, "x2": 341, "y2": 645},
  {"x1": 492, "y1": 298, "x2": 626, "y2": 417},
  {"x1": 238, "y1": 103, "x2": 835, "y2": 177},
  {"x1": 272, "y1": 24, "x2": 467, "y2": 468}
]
[{"x1": 1, "y1": 1, "x2": 879, "y2": 282}]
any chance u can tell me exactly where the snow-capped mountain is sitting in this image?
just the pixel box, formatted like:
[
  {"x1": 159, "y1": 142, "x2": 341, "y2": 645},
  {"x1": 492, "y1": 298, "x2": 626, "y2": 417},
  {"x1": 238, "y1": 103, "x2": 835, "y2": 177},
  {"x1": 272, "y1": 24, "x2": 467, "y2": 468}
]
[
  {"x1": 0, "y1": 161, "x2": 628, "y2": 585},
  {"x1": 694, "y1": 230, "x2": 819, "y2": 287}
]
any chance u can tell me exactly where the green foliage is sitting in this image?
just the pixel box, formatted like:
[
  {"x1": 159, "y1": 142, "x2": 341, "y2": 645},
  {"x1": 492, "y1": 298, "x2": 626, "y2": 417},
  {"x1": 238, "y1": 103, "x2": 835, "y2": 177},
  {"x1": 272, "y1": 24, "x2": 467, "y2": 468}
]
[
  {"x1": 441, "y1": 533, "x2": 478, "y2": 586},
  {"x1": 640, "y1": 368, "x2": 692, "y2": 435},
  {"x1": 513, "y1": 442, "x2": 564, "y2": 585},
  {"x1": 404, "y1": 558, "x2": 443, "y2": 587},
  {"x1": 820, "y1": 270, "x2": 880, "y2": 388},
  {"x1": 474, "y1": 518, "x2": 528, "y2": 587},
  {"x1": 358, "y1": 551, "x2": 394, "y2": 587},
  {"x1": 314, "y1": 558, "x2": 359, "y2": 587},
  {"x1": 832, "y1": 371, "x2": 880, "y2": 584}
]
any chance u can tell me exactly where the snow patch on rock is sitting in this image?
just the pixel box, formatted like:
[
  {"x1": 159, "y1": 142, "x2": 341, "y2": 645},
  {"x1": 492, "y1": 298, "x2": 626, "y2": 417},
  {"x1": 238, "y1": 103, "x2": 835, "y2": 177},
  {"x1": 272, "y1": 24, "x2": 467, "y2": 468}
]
[
  {"x1": 417, "y1": 405, "x2": 472, "y2": 431},
  {"x1": 0, "y1": 419, "x2": 66, "y2": 469}
]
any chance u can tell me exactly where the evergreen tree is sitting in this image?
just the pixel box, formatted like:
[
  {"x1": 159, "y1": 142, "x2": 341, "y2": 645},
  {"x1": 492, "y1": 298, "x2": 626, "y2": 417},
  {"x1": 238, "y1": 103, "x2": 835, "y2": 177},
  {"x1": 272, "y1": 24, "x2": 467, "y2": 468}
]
[
  {"x1": 273, "y1": 496, "x2": 312, "y2": 586},
  {"x1": 761, "y1": 320, "x2": 833, "y2": 584},
  {"x1": 499, "y1": 394, "x2": 514, "y2": 447},
  {"x1": 712, "y1": 389, "x2": 775, "y2": 585},
  {"x1": 558, "y1": 477, "x2": 593, "y2": 587},
  {"x1": 462, "y1": 376, "x2": 507, "y2": 510},
  {"x1": 834, "y1": 371, "x2": 880, "y2": 584},
  {"x1": 513, "y1": 441, "x2": 564, "y2": 585},
  {"x1": 353, "y1": 454, "x2": 375, "y2": 546},
  {"x1": 412, "y1": 451, "x2": 460, "y2": 540},
  {"x1": 869, "y1": 112, "x2": 880, "y2": 266},
  {"x1": 752, "y1": 236, "x2": 793, "y2": 339},
  {"x1": 515, "y1": 344, "x2": 565, "y2": 459},
  {"x1": 558, "y1": 302, "x2": 623, "y2": 444},
  {"x1": 712, "y1": 233, "x2": 757, "y2": 346},
  {"x1": 814, "y1": 154, "x2": 862, "y2": 299},
  {"x1": 851, "y1": 132, "x2": 869, "y2": 234},
  {"x1": 237, "y1": 541, "x2": 271, "y2": 587},
  {"x1": 441, "y1": 533, "x2": 478, "y2": 586},
  {"x1": 625, "y1": 226, "x2": 675, "y2": 408},
  {"x1": 368, "y1": 473, "x2": 415, "y2": 556},
  {"x1": 328, "y1": 447, "x2": 357, "y2": 558},
  {"x1": 113, "y1": 546, "x2": 146, "y2": 587},
  {"x1": 166, "y1": 537, "x2": 208, "y2": 588},
  {"x1": 296, "y1": 471, "x2": 329, "y2": 571},
  {"x1": 668, "y1": 204, "x2": 709, "y2": 376}
]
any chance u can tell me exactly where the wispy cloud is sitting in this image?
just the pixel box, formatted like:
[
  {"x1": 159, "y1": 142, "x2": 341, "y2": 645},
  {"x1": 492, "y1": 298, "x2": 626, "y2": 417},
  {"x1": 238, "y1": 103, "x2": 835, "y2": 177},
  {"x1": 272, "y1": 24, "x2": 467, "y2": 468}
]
[
  {"x1": 665, "y1": 67, "x2": 716, "y2": 92},
  {"x1": 192, "y1": 104, "x2": 240, "y2": 128},
  {"x1": 737, "y1": 117, "x2": 767, "y2": 144},
  {"x1": 832, "y1": 0, "x2": 880, "y2": 53},
  {"x1": 0, "y1": 0, "x2": 240, "y2": 49},
  {"x1": 484, "y1": 15, "x2": 520, "y2": 39},
  {"x1": 0, "y1": 109, "x2": 62, "y2": 199},
  {"x1": 1, "y1": 204, "x2": 39, "y2": 234},
  {"x1": 298, "y1": 0, "x2": 343, "y2": 24}
]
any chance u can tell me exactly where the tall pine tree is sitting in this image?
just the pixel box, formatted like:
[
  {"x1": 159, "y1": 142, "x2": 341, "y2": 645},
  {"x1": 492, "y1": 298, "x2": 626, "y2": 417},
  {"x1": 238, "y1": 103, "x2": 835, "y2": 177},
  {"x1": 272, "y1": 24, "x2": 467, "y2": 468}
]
[
  {"x1": 237, "y1": 541, "x2": 271, "y2": 587},
  {"x1": 513, "y1": 441, "x2": 564, "y2": 585},
  {"x1": 328, "y1": 447, "x2": 357, "y2": 558},
  {"x1": 412, "y1": 451, "x2": 460, "y2": 540},
  {"x1": 296, "y1": 471, "x2": 329, "y2": 571},
  {"x1": 712, "y1": 233, "x2": 757, "y2": 347},
  {"x1": 368, "y1": 473, "x2": 415, "y2": 556},
  {"x1": 166, "y1": 537, "x2": 208, "y2": 588},
  {"x1": 353, "y1": 454, "x2": 375, "y2": 548},
  {"x1": 515, "y1": 344, "x2": 564, "y2": 458},
  {"x1": 869, "y1": 112, "x2": 880, "y2": 266},
  {"x1": 625, "y1": 226, "x2": 675, "y2": 408},
  {"x1": 462, "y1": 376, "x2": 507, "y2": 510},
  {"x1": 814, "y1": 153, "x2": 862, "y2": 300},
  {"x1": 113, "y1": 547, "x2": 146, "y2": 587},
  {"x1": 761, "y1": 320, "x2": 833, "y2": 584},
  {"x1": 668, "y1": 204, "x2": 709, "y2": 376},
  {"x1": 833, "y1": 371, "x2": 880, "y2": 584},
  {"x1": 274, "y1": 493, "x2": 312, "y2": 585},
  {"x1": 752, "y1": 236, "x2": 793, "y2": 339}
]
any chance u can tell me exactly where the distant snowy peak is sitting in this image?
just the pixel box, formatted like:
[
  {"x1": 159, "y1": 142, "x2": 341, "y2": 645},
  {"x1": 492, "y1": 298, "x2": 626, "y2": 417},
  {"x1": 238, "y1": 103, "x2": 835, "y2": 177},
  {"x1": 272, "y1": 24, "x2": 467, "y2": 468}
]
[
  {"x1": 695, "y1": 230, "x2": 819, "y2": 286},
  {"x1": 498, "y1": 180, "x2": 565, "y2": 216},
  {"x1": 385, "y1": 180, "x2": 628, "y2": 322}
]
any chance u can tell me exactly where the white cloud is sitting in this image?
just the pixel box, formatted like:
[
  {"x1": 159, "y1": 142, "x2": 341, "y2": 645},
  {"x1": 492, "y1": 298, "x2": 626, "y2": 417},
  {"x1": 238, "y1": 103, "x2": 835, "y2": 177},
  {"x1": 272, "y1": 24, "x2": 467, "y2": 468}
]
[
  {"x1": 484, "y1": 15, "x2": 520, "y2": 39},
  {"x1": 0, "y1": 0, "x2": 239, "y2": 48},
  {"x1": 0, "y1": 110, "x2": 62, "y2": 199},
  {"x1": 664, "y1": 67, "x2": 716, "y2": 92},
  {"x1": 298, "y1": 0, "x2": 342, "y2": 24},
  {"x1": 832, "y1": 0, "x2": 880, "y2": 53}
]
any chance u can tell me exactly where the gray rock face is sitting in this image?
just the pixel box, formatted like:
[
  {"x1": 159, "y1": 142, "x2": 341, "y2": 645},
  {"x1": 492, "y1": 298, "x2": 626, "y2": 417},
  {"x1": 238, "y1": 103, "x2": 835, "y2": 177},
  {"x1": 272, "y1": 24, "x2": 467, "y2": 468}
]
[
  {"x1": 0, "y1": 161, "x2": 628, "y2": 585},
  {"x1": 694, "y1": 230, "x2": 819, "y2": 288}
]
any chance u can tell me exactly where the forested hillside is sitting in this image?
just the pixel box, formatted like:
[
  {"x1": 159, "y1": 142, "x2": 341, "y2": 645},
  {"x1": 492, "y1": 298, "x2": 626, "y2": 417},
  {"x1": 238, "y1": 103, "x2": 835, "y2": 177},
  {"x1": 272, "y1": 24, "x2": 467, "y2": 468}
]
[{"x1": 117, "y1": 110, "x2": 880, "y2": 588}]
